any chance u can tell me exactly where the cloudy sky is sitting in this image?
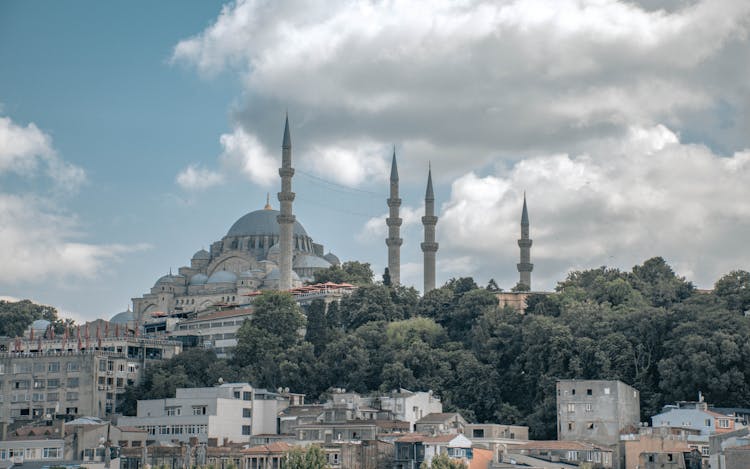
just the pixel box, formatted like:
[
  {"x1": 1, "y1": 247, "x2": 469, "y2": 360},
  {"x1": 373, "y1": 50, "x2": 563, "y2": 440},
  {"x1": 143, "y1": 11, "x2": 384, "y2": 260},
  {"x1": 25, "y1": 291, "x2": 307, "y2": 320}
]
[{"x1": 1, "y1": 0, "x2": 749, "y2": 321}]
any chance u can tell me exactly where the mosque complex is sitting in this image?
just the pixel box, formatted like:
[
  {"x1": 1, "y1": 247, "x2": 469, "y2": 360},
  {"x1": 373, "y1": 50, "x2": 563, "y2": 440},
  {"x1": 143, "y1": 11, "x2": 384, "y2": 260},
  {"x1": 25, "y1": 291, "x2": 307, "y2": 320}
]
[{"x1": 125, "y1": 116, "x2": 534, "y2": 324}]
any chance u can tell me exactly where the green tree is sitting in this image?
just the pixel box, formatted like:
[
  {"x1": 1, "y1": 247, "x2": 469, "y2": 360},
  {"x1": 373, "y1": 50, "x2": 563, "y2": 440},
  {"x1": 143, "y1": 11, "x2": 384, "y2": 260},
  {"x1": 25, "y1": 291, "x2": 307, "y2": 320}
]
[
  {"x1": 304, "y1": 299, "x2": 328, "y2": 355},
  {"x1": 714, "y1": 270, "x2": 750, "y2": 314},
  {"x1": 312, "y1": 261, "x2": 374, "y2": 285},
  {"x1": 421, "y1": 452, "x2": 466, "y2": 469},
  {"x1": 282, "y1": 446, "x2": 328, "y2": 469}
]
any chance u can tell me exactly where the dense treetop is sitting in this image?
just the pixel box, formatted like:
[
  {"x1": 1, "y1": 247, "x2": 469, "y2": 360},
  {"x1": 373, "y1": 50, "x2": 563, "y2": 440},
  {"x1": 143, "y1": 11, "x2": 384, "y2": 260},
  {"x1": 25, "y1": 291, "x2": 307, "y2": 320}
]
[{"x1": 121, "y1": 257, "x2": 750, "y2": 439}]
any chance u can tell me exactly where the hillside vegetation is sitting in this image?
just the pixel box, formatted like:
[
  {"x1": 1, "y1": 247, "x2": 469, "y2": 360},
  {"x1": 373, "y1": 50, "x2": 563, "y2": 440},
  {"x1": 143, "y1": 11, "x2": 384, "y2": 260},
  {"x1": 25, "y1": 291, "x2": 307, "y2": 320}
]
[{"x1": 119, "y1": 258, "x2": 750, "y2": 439}]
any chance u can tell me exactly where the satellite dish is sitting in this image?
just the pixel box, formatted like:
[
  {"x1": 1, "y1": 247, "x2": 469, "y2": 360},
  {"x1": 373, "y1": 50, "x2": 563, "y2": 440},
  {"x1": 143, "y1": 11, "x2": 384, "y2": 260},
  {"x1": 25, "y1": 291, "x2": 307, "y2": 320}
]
[{"x1": 218, "y1": 377, "x2": 224, "y2": 384}]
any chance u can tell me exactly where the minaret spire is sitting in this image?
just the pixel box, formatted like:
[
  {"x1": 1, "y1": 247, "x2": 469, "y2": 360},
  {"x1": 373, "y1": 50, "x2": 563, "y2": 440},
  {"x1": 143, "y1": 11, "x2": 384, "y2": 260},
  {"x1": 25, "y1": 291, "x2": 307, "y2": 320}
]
[
  {"x1": 277, "y1": 113, "x2": 296, "y2": 290},
  {"x1": 386, "y1": 146, "x2": 403, "y2": 286},
  {"x1": 421, "y1": 163, "x2": 438, "y2": 293},
  {"x1": 517, "y1": 192, "x2": 533, "y2": 290}
]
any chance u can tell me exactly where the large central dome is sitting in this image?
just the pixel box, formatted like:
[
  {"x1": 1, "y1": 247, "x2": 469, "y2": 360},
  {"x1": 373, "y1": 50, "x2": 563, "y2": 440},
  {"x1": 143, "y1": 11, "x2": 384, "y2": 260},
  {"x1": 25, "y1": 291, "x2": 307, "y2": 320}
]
[{"x1": 226, "y1": 209, "x2": 308, "y2": 237}]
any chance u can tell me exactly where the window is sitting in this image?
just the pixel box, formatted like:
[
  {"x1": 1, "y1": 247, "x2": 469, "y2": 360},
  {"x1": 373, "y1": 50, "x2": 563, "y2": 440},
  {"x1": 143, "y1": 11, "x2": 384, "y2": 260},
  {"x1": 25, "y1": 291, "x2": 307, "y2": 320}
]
[
  {"x1": 43, "y1": 447, "x2": 60, "y2": 459},
  {"x1": 47, "y1": 392, "x2": 59, "y2": 402},
  {"x1": 705, "y1": 419, "x2": 711, "y2": 426},
  {"x1": 33, "y1": 392, "x2": 45, "y2": 401},
  {"x1": 67, "y1": 377, "x2": 79, "y2": 388},
  {"x1": 66, "y1": 392, "x2": 79, "y2": 401},
  {"x1": 571, "y1": 389, "x2": 576, "y2": 395},
  {"x1": 13, "y1": 363, "x2": 31, "y2": 374},
  {"x1": 587, "y1": 422, "x2": 594, "y2": 429},
  {"x1": 99, "y1": 360, "x2": 107, "y2": 371},
  {"x1": 718, "y1": 418, "x2": 730, "y2": 428},
  {"x1": 604, "y1": 387, "x2": 610, "y2": 395},
  {"x1": 243, "y1": 408, "x2": 252, "y2": 418},
  {"x1": 192, "y1": 405, "x2": 207, "y2": 415},
  {"x1": 567, "y1": 403, "x2": 575, "y2": 412},
  {"x1": 48, "y1": 362, "x2": 60, "y2": 373},
  {"x1": 242, "y1": 425, "x2": 252, "y2": 435},
  {"x1": 34, "y1": 379, "x2": 46, "y2": 389},
  {"x1": 473, "y1": 429, "x2": 485, "y2": 438},
  {"x1": 67, "y1": 362, "x2": 80, "y2": 372},
  {"x1": 166, "y1": 407, "x2": 181, "y2": 416},
  {"x1": 117, "y1": 378, "x2": 124, "y2": 388},
  {"x1": 585, "y1": 403, "x2": 593, "y2": 412},
  {"x1": 34, "y1": 362, "x2": 46, "y2": 373},
  {"x1": 568, "y1": 422, "x2": 575, "y2": 431},
  {"x1": 47, "y1": 379, "x2": 59, "y2": 389},
  {"x1": 586, "y1": 389, "x2": 592, "y2": 395}
]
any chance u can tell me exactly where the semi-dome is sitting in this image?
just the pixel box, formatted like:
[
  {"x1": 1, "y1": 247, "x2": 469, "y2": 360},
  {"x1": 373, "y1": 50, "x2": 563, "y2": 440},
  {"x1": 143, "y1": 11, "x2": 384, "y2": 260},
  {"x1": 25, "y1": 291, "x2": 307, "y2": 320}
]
[
  {"x1": 110, "y1": 310, "x2": 135, "y2": 324},
  {"x1": 323, "y1": 252, "x2": 341, "y2": 266},
  {"x1": 266, "y1": 267, "x2": 301, "y2": 281},
  {"x1": 192, "y1": 249, "x2": 210, "y2": 260},
  {"x1": 154, "y1": 273, "x2": 184, "y2": 286},
  {"x1": 31, "y1": 319, "x2": 51, "y2": 331},
  {"x1": 189, "y1": 273, "x2": 208, "y2": 285},
  {"x1": 293, "y1": 255, "x2": 332, "y2": 269},
  {"x1": 226, "y1": 209, "x2": 307, "y2": 238},
  {"x1": 207, "y1": 270, "x2": 238, "y2": 284}
]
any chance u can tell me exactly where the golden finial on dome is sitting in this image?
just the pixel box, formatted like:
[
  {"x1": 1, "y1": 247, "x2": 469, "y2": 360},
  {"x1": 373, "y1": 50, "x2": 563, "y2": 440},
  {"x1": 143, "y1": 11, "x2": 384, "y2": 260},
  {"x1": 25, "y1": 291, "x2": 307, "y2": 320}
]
[{"x1": 264, "y1": 193, "x2": 273, "y2": 210}]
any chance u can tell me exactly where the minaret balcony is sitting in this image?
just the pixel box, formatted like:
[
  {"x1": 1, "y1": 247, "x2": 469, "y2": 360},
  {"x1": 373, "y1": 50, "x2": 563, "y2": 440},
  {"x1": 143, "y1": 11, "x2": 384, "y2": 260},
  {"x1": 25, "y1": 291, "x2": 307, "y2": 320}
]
[
  {"x1": 421, "y1": 215, "x2": 438, "y2": 225},
  {"x1": 518, "y1": 239, "x2": 533, "y2": 248},
  {"x1": 387, "y1": 198, "x2": 402, "y2": 207},
  {"x1": 421, "y1": 242, "x2": 439, "y2": 252},
  {"x1": 517, "y1": 262, "x2": 534, "y2": 272},
  {"x1": 278, "y1": 167, "x2": 295, "y2": 177},
  {"x1": 277, "y1": 191, "x2": 296, "y2": 202},
  {"x1": 386, "y1": 217, "x2": 403, "y2": 227},
  {"x1": 277, "y1": 214, "x2": 297, "y2": 224},
  {"x1": 385, "y1": 237, "x2": 403, "y2": 247}
]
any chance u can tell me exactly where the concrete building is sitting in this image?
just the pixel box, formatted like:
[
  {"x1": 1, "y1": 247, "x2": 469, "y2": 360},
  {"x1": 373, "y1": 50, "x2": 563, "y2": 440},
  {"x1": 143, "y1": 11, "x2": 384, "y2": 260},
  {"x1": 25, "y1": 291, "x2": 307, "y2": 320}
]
[
  {"x1": 620, "y1": 426, "x2": 696, "y2": 469},
  {"x1": 0, "y1": 438, "x2": 65, "y2": 465},
  {"x1": 414, "y1": 413, "x2": 468, "y2": 436},
  {"x1": 464, "y1": 423, "x2": 528, "y2": 462},
  {"x1": 556, "y1": 379, "x2": 640, "y2": 446},
  {"x1": 378, "y1": 389, "x2": 443, "y2": 430},
  {"x1": 393, "y1": 433, "x2": 473, "y2": 469},
  {"x1": 118, "y1": 383, "x2": 290, "y2": 445},
  {"x1": 515, "y1": 440, "x2": 614, "y2": 468},
  {"x1": 0, "y1": 336, "x2": 182, "y2": 427}
]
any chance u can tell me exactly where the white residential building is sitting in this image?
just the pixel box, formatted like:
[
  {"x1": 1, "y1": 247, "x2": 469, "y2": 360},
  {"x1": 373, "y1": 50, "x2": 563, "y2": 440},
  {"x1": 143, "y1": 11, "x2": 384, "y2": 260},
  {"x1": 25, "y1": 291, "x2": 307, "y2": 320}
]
[
  {"x1": 378, "y1": 389, "x2": 442, "y2": 430},
  {"x1": 118, "y1": 383, "x2": 289, "y2": 445}
]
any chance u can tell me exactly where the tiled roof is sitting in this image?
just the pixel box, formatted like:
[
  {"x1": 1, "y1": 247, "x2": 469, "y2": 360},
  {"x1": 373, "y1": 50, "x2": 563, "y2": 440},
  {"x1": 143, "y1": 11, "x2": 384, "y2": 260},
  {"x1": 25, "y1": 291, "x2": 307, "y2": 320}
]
[
  {"x1": 396, "y1": 434, "x2": 460, "y2": 443},
  {"x1": 416, "y1": 413, "x2": 462, "y2": 424},
  {"x1": 182, "y1": 309, "x2": 253, "y2": 323},
  {"x1": 242, "y1": 442, "x2": 294, "y2": 454},
  {"x1": 521, "y1": 440, "x2": 610, "y2": 451}
]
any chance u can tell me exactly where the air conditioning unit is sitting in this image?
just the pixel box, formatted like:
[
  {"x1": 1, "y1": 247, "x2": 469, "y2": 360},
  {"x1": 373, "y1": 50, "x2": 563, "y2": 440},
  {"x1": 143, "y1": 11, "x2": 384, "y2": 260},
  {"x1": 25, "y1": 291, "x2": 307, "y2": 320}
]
[{"x1": 98, "y1": 385, "x2": 105, "y2": 391}]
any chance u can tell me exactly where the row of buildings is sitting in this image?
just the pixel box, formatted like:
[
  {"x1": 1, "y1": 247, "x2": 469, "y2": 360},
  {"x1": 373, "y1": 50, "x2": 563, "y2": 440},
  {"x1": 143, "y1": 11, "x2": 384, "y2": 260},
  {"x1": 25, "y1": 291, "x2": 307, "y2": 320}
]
[{"x1": 3, "y1": 379, "x2": 749, "y2": 469}]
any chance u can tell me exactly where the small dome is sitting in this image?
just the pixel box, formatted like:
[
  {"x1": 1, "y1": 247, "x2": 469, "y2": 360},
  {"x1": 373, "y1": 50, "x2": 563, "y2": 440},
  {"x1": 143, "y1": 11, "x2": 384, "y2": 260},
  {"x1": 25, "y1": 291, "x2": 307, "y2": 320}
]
[
  {"x1": 192, "y1": 249, "x2": 210, "y2": 261},
  {"x1": 268, "y1": 244, "x2": 281, "y2": 254},
  {"x1": 189, "y1": 273, "x2": 208, "y2": 285},
  {"x1": 207, "y1": 270, "x2": 238, "y2": 284},
  {"x1": 110, "y1": 310, "x2": 135, "y2": 324},
  {"x1": 31, "y1": 319, "x2": 51, "y2": 331},
  {"x1": 294, "y1": 255, "x2": 332, "y2": 269},
  {"x1": 323, "y1": 252, "x2": 341, "y2": 266},
  {"x1": 154, "y1": 273, "x2": 184, "y2": 287},
  {"x1": 266, "y1": 267, "x2": 301, "y2": 281}
]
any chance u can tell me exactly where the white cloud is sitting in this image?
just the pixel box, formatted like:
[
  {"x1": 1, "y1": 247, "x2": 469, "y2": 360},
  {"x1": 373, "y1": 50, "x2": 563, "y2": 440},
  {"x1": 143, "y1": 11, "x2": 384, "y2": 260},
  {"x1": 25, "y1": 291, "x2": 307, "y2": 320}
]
[
  {"x1": 0, "y1": 194, "x2": 150, "y2": 284},
  {"x1": 176, "y1": 164, "x2": 224, "y2": 191},
  {"x1": 0, "y1": 116, "x2": 86, "y2": 190},
  {"x1": 0, "y1": 114, "x2": 147, "y2": 285},
  {"x1": 305, "y1": 141, "x2": 390, "y2": 187},
  {"x1": 439, "y1": 125, "x2": 750, "y2": 289},
  {"x1": 358, "y1": 204, "x2": 425, "y2": 243},
  {"x1": 218, "y1": 127, "x2": 278, "y2": 186}
]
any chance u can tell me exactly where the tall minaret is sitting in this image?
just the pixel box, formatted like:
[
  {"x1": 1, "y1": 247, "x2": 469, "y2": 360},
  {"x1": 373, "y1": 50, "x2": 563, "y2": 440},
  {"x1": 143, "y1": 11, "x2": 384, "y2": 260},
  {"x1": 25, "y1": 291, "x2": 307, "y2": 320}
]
[
  {"x1": 421, "y1": 164, "x2": 438, "y2": 293},
  {"x1": 277, "y1": 114, "x2": 295, "y2": 290},
  {"x1": 517, "y1": 192, "x2": 533, "y2": 289},
  {"x1": 386, "y1": 148, "x2": 403, "y2": 286}
]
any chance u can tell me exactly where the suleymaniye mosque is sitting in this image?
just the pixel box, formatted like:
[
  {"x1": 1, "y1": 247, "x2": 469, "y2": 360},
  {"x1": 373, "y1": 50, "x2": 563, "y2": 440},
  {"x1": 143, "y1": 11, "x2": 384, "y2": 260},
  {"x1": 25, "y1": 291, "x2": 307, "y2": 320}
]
[{"x1": 130, "y1": 116, "x2": 340, "y2": 320}]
